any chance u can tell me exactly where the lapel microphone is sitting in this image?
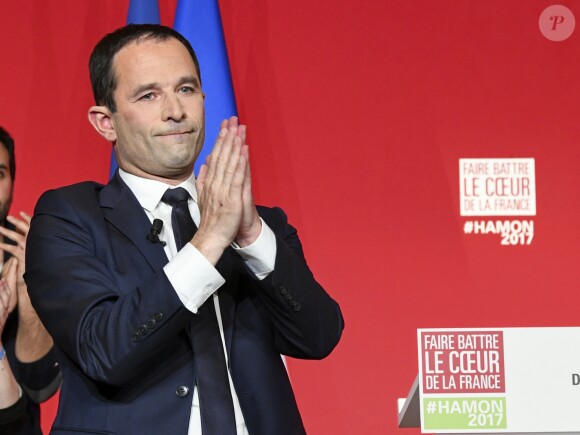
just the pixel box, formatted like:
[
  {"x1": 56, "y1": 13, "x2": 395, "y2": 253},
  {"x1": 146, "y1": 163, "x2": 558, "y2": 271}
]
[{"x1": 147, "y1": 219, "x2": 166, "y2": 245}]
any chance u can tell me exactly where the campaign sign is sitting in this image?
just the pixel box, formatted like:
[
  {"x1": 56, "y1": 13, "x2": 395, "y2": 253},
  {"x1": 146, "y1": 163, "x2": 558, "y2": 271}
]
[
  {"x1": 421, "y1": 331, "x2": 505, "y2": 394},
  {"x1": 418, "y1": 328, "x2": 580, "y2": 433}
]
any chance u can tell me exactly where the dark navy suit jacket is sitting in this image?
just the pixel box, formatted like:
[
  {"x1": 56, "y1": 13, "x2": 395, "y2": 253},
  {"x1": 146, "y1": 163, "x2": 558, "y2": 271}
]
[{"x1": 25, "y1": 173, "x2": 343, "y2": 435}]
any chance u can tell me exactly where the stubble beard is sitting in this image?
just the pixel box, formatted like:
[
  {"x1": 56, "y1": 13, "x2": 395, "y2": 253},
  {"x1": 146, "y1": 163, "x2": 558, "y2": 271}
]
[{"x1": 0, "y1": 193, "x2": 12, "y2": 223}]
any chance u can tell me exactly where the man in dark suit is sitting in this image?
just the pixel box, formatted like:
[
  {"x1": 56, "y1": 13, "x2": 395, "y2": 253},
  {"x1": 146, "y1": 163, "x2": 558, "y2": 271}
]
[{"x1": 25, "y1": 24, "x2": 343, "y2": 434}]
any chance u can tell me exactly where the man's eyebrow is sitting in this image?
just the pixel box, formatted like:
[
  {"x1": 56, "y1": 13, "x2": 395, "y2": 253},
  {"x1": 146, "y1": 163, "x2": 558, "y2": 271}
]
[{"x1": 176, "y1": 75, "x2": 201, "y2": 88}]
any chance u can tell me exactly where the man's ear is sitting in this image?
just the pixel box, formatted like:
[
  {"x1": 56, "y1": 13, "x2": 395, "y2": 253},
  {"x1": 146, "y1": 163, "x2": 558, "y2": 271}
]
[{"x1": 88, "y1": 106, "x2": 117, "y2": 142}]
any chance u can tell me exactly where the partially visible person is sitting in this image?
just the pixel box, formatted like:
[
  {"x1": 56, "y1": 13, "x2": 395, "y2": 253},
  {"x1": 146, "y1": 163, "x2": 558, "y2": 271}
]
[{"x1": 0, "y1": 126, "x2": 61, "y2": 434}]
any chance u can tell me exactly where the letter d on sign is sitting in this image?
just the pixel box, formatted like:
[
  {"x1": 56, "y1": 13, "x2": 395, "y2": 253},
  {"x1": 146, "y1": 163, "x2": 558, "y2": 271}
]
[{"x1": 572, "y1": 374, "x2": 580, "y2": 385}]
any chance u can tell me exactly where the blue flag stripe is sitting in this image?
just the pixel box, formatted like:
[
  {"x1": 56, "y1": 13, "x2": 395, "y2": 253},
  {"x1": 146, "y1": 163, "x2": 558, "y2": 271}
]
[{"x1": 174, "y1": 0, "x2": 238, "y2": 175}]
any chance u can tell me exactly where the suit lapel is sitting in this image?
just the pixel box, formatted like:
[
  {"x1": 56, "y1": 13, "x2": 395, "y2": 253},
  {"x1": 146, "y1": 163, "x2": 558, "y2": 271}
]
[{"x1": 99, "y1": 172, "x2": 168, "y2": 271}]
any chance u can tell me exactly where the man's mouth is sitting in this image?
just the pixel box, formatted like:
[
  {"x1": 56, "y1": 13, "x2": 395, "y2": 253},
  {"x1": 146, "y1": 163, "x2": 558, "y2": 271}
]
[{"x1": 158, "y1": 130, "x2": 193, "y2": 136}]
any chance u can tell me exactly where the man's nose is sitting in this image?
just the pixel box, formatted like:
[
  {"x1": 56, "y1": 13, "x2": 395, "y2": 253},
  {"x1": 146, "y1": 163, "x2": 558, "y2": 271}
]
[{"x1": 161, "y1": 94, "x2": 186, "y2": 122}]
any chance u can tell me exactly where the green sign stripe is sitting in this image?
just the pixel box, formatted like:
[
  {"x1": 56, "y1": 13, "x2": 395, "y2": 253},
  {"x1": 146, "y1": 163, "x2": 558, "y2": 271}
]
[{"x1": 423, "y1": 397, "x2": 507, "y2": 430}]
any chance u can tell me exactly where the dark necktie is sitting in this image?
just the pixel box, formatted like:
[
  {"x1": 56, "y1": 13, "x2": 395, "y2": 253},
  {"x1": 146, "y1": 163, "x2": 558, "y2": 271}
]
[
  {"x1": 161, "y1": 187, "x2": 196, "y2": 251},
  {"x1": 161, "y1": 187, "x2": 237, "y2": 434}
]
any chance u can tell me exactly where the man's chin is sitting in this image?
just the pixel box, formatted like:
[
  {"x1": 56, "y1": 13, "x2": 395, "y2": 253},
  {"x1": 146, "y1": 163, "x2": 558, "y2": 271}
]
[{"x1": 155, "y1": 159, "x2": 195, "y2": 179}]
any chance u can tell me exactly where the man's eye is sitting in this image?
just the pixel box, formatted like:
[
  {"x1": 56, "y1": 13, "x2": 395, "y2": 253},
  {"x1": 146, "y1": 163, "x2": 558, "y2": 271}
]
[
  {"x1": 178, "y1": 86, "x2": 195, "y2": 94},
  {"x1": 140, "y1": 93, "x2": 154, "y2": 101}
]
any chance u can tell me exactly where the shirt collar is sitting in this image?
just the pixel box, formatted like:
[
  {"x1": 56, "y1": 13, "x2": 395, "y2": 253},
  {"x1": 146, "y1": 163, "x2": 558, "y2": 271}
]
[{"x1": 118, "y1": 168, "x2": 198, "y2": 213}]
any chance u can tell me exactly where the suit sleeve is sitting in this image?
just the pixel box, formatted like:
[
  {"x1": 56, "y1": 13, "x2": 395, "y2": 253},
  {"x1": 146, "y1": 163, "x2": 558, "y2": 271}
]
[
  {"x1": 253, "y1": 206, "x2": 344, "y2": 359},
  {"x1": 25, "y1": 188, "x2": 193, "y2": 386}
]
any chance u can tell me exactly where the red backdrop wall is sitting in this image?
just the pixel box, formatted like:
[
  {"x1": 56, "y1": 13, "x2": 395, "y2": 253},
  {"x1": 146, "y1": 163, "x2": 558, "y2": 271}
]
[{"x1": 1, "y1": 1, "x2": 579, "y2": 433}]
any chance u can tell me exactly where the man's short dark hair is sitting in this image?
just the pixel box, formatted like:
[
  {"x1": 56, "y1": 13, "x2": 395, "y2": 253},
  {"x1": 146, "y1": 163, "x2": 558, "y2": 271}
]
[
  {"x1": 89, "y1": 24, "x2": 202, "y2": 112},
  {"x1": 0, "y1": 126, "x2": 16, "y2": 181}
]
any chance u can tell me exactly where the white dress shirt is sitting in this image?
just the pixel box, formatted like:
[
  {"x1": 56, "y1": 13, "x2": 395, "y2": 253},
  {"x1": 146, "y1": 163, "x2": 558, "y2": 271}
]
[{"x1": 119, "y1": 169, "x2": 277, "y2": 435}]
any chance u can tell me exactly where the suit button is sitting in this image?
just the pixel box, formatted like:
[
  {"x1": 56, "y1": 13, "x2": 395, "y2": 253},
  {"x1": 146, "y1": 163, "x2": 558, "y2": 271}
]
[
  {"x1": 146, "y1": 319, "x2": 156, "y2": 329},
  {"x1": 154, "y1": 312, "x2": 164, "y2": 322},
  {"x1": 283, "y1": 293, "x2": 292, "y2": 301},
  {"x1": 138, "y1": 325, "x2": 148, "y2": 336},
  {"x1": 280, "y1": 286, "x2": 289, "y2": 296},
  {"x1": 131, "y1": 332, "x2": 140, "y2": 342},
  {"x1": 293, "y1": 303, "x2": 302, "y2": 312},
  {"x1": 176, "y1": 386, "x2": 190, "y2": 397}
]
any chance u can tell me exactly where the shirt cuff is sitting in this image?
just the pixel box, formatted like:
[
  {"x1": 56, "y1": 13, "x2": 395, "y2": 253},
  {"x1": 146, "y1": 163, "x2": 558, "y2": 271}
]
[
  {"x1": 232, "y1": 218, "x2": 276, "y2": 280},
  {"x1": 164, "y1": 243, "x2": 225, "y2": 313}
]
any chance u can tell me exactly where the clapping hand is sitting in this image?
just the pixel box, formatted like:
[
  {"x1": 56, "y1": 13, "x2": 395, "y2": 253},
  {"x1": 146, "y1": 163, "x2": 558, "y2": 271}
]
[{"x1": 194, "y1": 117, "x2": 261, "y2": 264}]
